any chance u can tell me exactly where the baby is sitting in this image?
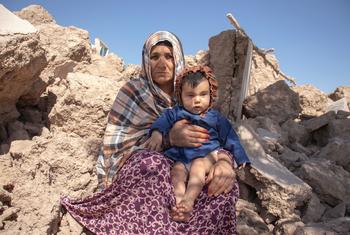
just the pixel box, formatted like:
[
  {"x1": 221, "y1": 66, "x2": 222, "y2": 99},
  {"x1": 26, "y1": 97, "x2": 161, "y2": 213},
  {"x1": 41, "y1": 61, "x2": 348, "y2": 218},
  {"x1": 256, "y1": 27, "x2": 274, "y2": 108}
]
[{"x1": 146, "y1": 65, "x2": 250, "y2": 222}]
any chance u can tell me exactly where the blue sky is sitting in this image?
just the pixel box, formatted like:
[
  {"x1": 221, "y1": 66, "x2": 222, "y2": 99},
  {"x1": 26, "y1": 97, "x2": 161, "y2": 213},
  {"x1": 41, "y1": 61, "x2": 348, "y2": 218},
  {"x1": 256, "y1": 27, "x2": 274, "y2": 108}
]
[{"x1": 2, "y1": 0, "x2": 349, "y2": 93}]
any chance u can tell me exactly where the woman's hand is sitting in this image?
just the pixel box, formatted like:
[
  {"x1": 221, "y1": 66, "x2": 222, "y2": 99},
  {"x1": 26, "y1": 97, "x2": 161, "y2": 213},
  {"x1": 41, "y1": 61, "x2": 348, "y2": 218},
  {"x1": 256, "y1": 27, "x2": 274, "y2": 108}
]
[
  {"x1": 206, "y1": 151, "x2": 236, "y2": 196},
  {"x1": 169, "y1": 119, "x2": 209, "y2": 147},
  {"x1": 143, "y1": 131, "x2": 163, "y2": 152}
]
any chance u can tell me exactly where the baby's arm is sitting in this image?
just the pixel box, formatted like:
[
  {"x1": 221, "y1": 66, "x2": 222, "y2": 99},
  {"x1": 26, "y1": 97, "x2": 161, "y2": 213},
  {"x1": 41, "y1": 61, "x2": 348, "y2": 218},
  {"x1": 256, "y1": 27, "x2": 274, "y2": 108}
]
[
  {"x1": 144, "y1": 130, "x2": 163, "y2": 152},
  {"x1": 217, "y1": 113, "x2": 250, "y2": 167}
]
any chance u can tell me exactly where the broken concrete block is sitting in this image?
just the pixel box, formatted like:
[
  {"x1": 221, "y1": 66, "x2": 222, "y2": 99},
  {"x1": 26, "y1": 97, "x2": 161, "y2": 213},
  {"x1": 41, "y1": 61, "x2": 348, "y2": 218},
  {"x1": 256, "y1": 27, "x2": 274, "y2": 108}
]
[
  {"x1": 296, "y1": 159, "x2": 350, "y2": 206},
  {"x1": 302, "y1": 193, "x2": 326, "y2": 223},
  {"x1": 316, "y1": 138, "x2": 350, "y2": 171},
  {"x1": 328, "y1": 119, "x2": 350, "y2": 140},
  {"x1": 292, "y1": 84, "x2": 329, "y2": 118},
  {"x1": 237, "y1": 124, "x2": 312, "y2": 218},
  {"x1": 243, "y1": 80, "x2": 301, "y2": 124},
  {"x1": 302, "y1": 111, "x2": 336, "y2": 132},
  {"x1": 281, "y1": 119, "x2": 310, "y2": 145}
]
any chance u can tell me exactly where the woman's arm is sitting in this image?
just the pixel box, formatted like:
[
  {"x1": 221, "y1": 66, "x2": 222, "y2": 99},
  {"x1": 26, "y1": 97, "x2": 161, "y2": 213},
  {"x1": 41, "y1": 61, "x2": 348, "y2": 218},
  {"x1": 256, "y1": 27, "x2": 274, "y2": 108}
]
[{"x1": 206, "y1": 150, "x2": 236, "y2": 196}]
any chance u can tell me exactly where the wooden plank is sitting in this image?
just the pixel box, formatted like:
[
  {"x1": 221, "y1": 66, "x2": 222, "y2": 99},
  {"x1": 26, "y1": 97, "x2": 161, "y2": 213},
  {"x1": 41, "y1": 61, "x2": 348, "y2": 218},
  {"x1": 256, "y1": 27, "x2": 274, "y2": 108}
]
[{"x1": 235, "y1": 40, "x2": 253, "y2": 123}]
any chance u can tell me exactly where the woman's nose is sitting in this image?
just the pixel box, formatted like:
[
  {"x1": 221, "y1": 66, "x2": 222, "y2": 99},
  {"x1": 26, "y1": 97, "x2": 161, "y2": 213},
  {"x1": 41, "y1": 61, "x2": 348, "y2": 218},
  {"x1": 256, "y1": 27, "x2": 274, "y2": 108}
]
[{"x1": 157, "y1": 56, "x2": 166, "y2": 66}]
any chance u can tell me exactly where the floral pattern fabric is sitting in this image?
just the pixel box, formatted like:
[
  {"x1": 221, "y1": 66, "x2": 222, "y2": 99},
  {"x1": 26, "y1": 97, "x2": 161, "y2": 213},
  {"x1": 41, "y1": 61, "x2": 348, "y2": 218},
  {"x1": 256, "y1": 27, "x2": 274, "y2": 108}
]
[{"x1": 61, "y1": 150, "x2": 238, "y2": 235}]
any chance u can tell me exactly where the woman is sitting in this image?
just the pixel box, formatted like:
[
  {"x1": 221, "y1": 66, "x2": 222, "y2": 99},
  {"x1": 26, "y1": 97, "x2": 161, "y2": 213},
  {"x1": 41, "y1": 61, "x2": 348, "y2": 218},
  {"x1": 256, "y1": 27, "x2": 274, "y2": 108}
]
[{"x1": 61, "y1": 31, "x2": 239, "y2": 234}]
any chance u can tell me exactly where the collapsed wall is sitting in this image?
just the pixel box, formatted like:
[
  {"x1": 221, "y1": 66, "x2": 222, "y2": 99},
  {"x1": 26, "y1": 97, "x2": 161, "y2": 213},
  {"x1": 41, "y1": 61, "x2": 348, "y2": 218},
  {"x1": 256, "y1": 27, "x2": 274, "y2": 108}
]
[{"x1": 0, "y1": 4, "x2": 349, "y2": 235}]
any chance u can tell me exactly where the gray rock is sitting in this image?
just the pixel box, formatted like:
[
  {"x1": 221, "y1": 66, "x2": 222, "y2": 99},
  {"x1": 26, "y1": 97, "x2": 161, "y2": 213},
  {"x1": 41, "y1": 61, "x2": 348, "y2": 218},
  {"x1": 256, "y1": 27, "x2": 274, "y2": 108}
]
[
  {"x1": 302, "y1": 193, "x2": 326, "y2": 223},
  {"x1": 303, "y1": 217, "x2": 350, "y2": 235},
  {"x1": 322, "y1": 203, "x2": 347, "y2": 221},
  {"x1": 282, "y1": 119, "x2": 310, "y2": 145},
  {"x1": 296, "y1": 159, "x2": 350, "y2": 206},
  {"x1": 14, "y1": 4, "x2": 56, "y2": 26},
  {"x1": 302, "y1": 111, "x2": 336, "y2": 132},
  {"x1": 292, "y1": 84, "x2": 328, "y2": 117},
  {"x1": 237, "y1": 124, "x2": 312, "y2": 218},
  {"x1": 328, "y1": 119, "x2": 350, "y2": 140},
  {"x1": 316, "y1": 138, "x2": 350, "y2": 171},
  {"x1": 243, "y1": 80, "x2": 301, "y2": 124}
]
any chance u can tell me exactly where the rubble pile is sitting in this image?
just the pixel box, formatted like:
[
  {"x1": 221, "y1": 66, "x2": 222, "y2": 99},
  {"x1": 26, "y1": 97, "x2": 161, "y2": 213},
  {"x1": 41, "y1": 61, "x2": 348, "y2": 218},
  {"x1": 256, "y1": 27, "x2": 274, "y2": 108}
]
[{"x1": 0, "y1": 4, "x2": 349, "y2": 235}]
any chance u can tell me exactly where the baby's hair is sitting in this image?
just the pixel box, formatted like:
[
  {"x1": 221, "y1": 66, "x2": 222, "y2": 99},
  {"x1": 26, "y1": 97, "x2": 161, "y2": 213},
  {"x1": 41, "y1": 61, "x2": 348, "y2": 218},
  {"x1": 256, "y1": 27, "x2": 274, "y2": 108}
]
[
  {"x1": 175, "y1": 65, "x2": 218, "y2": 107},
  {"x1": 181, "y1": 71, "x2": 207, "y2": 89}
]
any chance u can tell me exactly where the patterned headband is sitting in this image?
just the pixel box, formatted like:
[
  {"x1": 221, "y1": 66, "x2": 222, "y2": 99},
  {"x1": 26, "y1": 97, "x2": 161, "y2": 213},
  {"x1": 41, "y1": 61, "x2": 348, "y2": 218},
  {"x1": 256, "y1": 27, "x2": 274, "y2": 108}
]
[{"x1": 175, "y1": 65, "x2": 218, "y2": 107}]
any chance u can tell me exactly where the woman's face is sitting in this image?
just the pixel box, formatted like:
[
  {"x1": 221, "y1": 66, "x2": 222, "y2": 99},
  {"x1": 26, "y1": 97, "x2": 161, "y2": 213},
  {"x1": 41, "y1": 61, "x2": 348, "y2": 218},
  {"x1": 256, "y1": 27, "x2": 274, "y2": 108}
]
[{"x1": 150, "y1": 44, "x2": 175, "y2": 94}]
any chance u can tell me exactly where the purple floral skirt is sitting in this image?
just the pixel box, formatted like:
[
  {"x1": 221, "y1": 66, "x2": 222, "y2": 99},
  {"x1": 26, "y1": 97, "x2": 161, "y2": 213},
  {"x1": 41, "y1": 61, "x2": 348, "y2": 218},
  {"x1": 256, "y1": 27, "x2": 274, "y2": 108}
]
[{"x1": 61, "y1": 150, "x2": 239, "y2": 234}]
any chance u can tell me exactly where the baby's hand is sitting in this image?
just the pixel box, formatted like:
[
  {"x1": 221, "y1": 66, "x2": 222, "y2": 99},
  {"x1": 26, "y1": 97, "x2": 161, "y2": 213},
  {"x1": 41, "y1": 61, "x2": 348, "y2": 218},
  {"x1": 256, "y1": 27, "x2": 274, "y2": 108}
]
[
  {"x1": 143, "y1": 130, "x2": 163, "y2": 152},
  {"x1": 238, "y1": 163, "x2": 247, "y2": 169}
]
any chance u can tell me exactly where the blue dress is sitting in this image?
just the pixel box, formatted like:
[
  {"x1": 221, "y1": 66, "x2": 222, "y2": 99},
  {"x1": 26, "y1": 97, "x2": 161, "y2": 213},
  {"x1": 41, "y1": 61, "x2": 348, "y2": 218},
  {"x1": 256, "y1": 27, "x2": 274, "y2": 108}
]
[{"x1": 150, "y1": 105, "x2": 250, "y2": 165}]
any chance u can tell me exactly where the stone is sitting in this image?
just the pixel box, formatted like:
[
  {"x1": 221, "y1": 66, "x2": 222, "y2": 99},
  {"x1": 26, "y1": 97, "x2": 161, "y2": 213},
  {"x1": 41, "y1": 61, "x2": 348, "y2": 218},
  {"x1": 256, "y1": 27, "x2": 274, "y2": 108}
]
[
  {"x1": 14, "y1": 4, "x2": 56, "y2": 26},
  {"x1": 302, "y1": 111, "x2": 336, "y2": 132},
  {"x1": 0, "y1": 188, "x2": 12, "y2": 205},
  {"x1": 18, "y1": 106, "x2": 42, "y2": 123},
  {"x1": 296, "y1": 159, "x2": 350, "y2": 206},
  {"x1": 243, "y1": 80, "x2": 301, "y2": 124},
  {"x1": 0, "y1": 144, "x2": 10, "y2": 155},
  {"x1": 292, "y1": 84, "x2": 329, "y2": 117},
  {"x1": 249, "y1": 50, "x2": 284, "y2": 95},
  {"x1": 322, "y1": 203, "x2": 347, "y2": 221},
  {"x1": 336, "y1": 110, "x2": 350, "y2": 119},
  {"x1": 0, "y1": 125, "x2": 8, "y2": 142},
  {"x1": 273, "y1": 217, "x2": 305, "y2": 235},
  {"x1": 281, "y1": 119, "x2": 310, "y2": 145},
  {"x1": 236, "y1": 199, "x2": 272, "y2": 235},
  {"x1": 185, "y1": 50, "x2": 209, "y2": 67},
  {"x1": 303, "y1": 217, "x2": 350, "y2": 235},
  {"x1": 48, "y1": 72, "x2": 124, "y2": 139},
  {"x1": 328, "y1": 119, "x2": 350, "y2": 140},
  {"x1": 7, "y1": 121, "x2": 30, "y2": 142},
  {"x1": 289, "y1": 142, "x2": 314, "y2": 156},
  {"x1": 302, "y1": 193, "x2": 326, "y2": 223},
  {"x1": 316, "y1": 138, "x2": 350, "y2": 171},
  {"x1": 0, "y1": 32, "x2": 47, "y2": 124},
  {"x1": 279, "y1": 147, "x2": 308, "y2": 170},
  {"x1": 9, "y1": 140, "x2": 34, "y2": 160},
  {"x1": 23, "y1": 122, "x2": 44, "y2": 136},
  {"x1": 237, "y1": 123, "x2": 312, "y2": 218},
  {"x1": 74, "y1": 53, "x2": 124, "y2": 79},
  {"x1": 119, "y1": 64, "x2": 141, "y2": 81},
  {"x1": 0, "y1": 207, "x2": 20, "y2": 224}
]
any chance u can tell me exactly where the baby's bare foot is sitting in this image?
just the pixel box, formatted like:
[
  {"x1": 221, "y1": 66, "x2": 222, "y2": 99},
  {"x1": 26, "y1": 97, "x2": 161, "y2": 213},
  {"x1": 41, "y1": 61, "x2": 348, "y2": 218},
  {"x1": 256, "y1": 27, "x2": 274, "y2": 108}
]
[
  {"x1": 173, "y1": 199, "x2": 193, "y2": 222},
  {"x1": 171, "y1": 205, "x2": 184, "y2": 222}
]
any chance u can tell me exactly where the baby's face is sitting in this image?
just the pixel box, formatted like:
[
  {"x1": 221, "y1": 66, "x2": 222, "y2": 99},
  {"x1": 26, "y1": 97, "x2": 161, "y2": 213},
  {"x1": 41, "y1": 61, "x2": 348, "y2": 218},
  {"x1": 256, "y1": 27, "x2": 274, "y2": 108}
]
[{"x1": 181, "y1": 79, "x2": 210, "y2": 114}]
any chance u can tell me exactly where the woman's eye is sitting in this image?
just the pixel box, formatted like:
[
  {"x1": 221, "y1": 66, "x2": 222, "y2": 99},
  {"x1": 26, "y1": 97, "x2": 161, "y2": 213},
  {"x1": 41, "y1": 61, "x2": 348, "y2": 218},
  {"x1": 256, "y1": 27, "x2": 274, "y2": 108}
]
[
  {"x1": 150, "y1": 55, "x2": 158, "y2": 60},
  {"x1": 165, "y1": 54, "x2": 173, "y2": 60}
]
